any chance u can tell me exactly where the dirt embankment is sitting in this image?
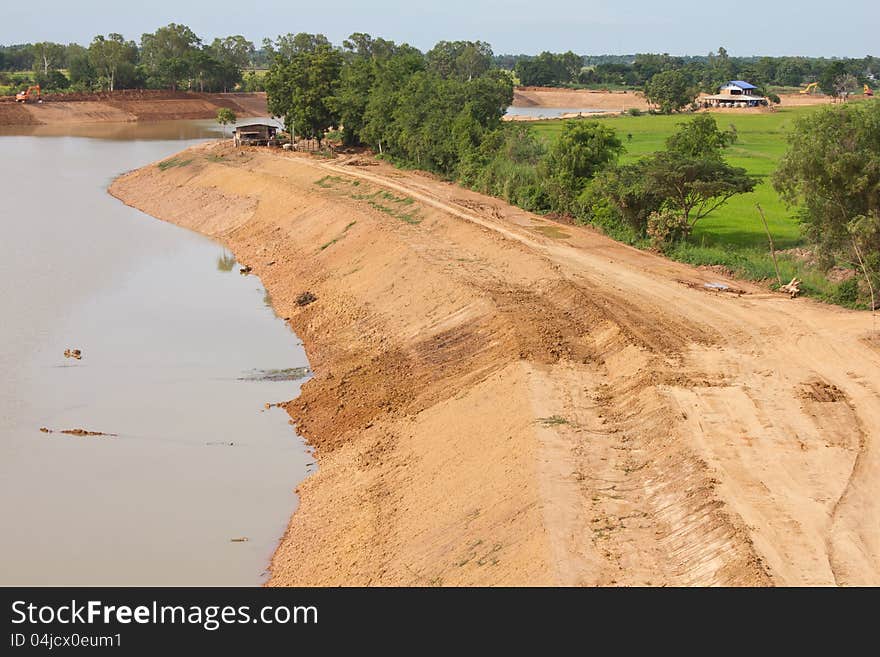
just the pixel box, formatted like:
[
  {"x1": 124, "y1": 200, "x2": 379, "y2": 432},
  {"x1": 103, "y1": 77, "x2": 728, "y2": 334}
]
[
  {"x1": 513, "y1": 86, "x2": 649, "y2": 111},
  {"x1": 0, "y1": 90, "x2": 267, "y2": 126},
  {"x1": 110, "y1": 141, "x2": 880, "y2": 586}
]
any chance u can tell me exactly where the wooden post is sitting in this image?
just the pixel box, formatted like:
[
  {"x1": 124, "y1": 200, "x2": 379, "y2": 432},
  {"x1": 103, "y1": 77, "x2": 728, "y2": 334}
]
[
  {"x1": 852, "y1": 237, "x2": 877, "y2": 329},
  {"x1": 756, "y1": 203, "x2": 783, "y2": 286}
]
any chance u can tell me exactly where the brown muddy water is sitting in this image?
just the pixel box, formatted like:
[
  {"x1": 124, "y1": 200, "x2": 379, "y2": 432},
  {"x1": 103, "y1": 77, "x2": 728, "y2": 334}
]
[{"x1": 0, "y1": 120, "x2": 312, "y2": 585}]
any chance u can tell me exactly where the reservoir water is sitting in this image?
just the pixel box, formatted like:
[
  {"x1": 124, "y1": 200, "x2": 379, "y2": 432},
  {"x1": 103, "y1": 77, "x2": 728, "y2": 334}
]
[
  {"x1": 505, "y1": 106, "x2": 607, "y2": 118},
  {"x1": 0, "y1": 120, "x2": 312, "y2": 585}
]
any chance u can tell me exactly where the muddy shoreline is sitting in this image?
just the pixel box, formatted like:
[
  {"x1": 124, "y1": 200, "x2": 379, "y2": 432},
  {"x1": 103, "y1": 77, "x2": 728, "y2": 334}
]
[{"x1": 110, "y1": 140, "x2": 880, "y2": 586}]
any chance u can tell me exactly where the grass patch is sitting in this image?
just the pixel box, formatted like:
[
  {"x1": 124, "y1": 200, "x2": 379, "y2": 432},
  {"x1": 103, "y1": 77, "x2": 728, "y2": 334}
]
[
  {"x1": 319, "y1": 220, "x2": 357, "y2": 251},
  {"x1": 157, "y1": 156, "x2": 193, "y2": 171},
  {"x1": 664, "y1": 241, "x2": 870, "y2": 306},
  {"x1": 316, "y1": 176, "x2": 421, "y2": 224}
]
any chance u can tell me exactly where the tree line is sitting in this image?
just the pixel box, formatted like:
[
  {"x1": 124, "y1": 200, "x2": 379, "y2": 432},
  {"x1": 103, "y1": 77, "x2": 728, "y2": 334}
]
[
  {"x1": 0, "y1": 25, "x2": 273, "y2": 94},
  {"x1": 497, "y1": 48, "x2": 879, "y2": 93}
]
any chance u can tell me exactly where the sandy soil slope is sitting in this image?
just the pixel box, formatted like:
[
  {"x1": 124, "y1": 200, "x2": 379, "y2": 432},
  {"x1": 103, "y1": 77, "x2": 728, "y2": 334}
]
[
  {"x1": 513, "y1": 86, "x2": 649, "y2": 111},
  {"x1": 0, "y1": 91, "x2": 267, "y2": 125},
  {"x1": 110, "y1": 142, "x2": 880, "y2": 586}
]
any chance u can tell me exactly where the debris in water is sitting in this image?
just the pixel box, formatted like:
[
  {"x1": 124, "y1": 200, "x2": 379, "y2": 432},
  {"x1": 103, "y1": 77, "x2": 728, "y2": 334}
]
[
  {"x1": 230, "y1": 537, "x2": 249, "y2": 542},
  {"x1": 206, "y1": 441, "x2": 235, "y2": 446},
  {"x1": 239, "y1": 265, "x2": 252, "y2": 275},
  {"x1": 296, "y1": 291, "x2": 316, "y2": 306},
  {"x1": 240, "y1": 367, "x2": 310, "y2": 382},
  {"x1": 40, "y1": 427, "x2": 117, "y2": 437},
  {"x1": 63, "y1": 348, "x2": 82, "y2": 360}
]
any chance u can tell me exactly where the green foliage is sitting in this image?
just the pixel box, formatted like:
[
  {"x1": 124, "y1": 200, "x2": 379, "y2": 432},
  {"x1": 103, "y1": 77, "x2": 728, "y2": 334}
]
[
  {"x1": 588, "y1": 162, "x2": 663, "y2": 234},
  {"x1": 514, "y1": 51, "x2": 582, "y2": 86},
  {"x1": 157, "y1": 157, "x2": 192, "y2": 170},
  {"x1": 458, "y1": 126, "x2": 548, "y2": 211},
  {"x1": 542, "y1": 121, "x2": 623, "y2": 214},
  {"x1": 646, "y1": 208, "x2": 690, "y2": 248},
  {"x1": 641, "y1": 151, "x2": 756, "y2": 227},
  {"x1": 644, "y1": 69, "x2": 696, "y2": 113},
  {"x1": 265, "y1": 36, "x2": 343, "y2": 142},
  {"x1": 773, "y1": 102, "x2": 880, "y2": 264},
  {"x1": 88, "y1": 33, "x2": 138, "y2": 91},
  {"x1": 426, "y1": 41, "x2": 493, "y2": 80},
  {"x1": 665, "y1": 114, "x2": 736, "y2": 158},
  {"x1": 216, "y1": 107, "x2": 236, "y2": 134}
]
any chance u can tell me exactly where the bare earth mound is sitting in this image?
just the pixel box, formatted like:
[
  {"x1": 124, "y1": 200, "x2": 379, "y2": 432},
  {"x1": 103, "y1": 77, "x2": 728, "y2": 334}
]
[
  {"x1": 110, "y1": 142, "x2": 880, "y2": 586},
  {"x1": 513, "y1": 86, "x2": 649, "y2": 111}
]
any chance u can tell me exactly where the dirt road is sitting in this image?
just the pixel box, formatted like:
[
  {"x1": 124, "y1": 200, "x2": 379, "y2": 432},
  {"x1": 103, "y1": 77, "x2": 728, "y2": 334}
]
[{"x1": 110, "y1": 141, "x2": 880, "y2": 586}]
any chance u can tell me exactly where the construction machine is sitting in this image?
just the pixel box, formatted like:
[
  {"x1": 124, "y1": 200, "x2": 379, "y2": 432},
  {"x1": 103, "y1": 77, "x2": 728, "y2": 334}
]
[
  {"x1": 15, "y1": 85, "x2": 42, "y2": 103},
  {"x1": 799, "y1": 82, "x2": 819, "y2": 95},
  {"x1": 865, "y1": 84, "x2": 874, "y2": 97}
]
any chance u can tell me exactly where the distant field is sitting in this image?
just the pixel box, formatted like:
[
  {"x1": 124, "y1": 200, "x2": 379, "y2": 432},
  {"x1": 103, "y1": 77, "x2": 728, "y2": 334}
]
[{"x1": 530, "y1": 106, "x2": 826, "y2": 249}]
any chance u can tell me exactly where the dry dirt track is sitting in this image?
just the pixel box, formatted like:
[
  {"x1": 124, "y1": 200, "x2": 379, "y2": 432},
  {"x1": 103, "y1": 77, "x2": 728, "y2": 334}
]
[{"x1": 111, "y1": 142, "x2": 880, "y2": 586}]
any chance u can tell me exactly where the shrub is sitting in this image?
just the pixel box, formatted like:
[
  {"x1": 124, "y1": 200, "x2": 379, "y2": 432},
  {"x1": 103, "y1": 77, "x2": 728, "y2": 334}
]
[{"x1": 647, "y1": 209, "x2": 690, "y2": 248}]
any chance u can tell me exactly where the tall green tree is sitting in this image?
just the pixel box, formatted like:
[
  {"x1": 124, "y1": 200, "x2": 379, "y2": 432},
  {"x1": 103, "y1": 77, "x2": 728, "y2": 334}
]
[
  {"x1": 542, "y1": 121, "x2": 623, "y2": 213},
  {"x1": 140, "y1": 23, "x2": 201, "y2": 89},
  {"x1": 265, "y1": 39, "x2": 343, "y2": 143},
  {"x1": 88, "y1": 34, "x2": 137, "y2": 91},
  {"x1": 644, "y1": 69, "x2": 696, "y2": 113},
  {"x1": 643, "y1": 152, "x2": 756, "y2": 229},
  {"x1": 666, "y1": 114, "x2": 737, "y2": 159},
  {"x1": 774, "y1": 102, "x2": 880, "y2": 263},
  {"x1": 31, "y1": 42, "x2": 65, "y2": 75}
]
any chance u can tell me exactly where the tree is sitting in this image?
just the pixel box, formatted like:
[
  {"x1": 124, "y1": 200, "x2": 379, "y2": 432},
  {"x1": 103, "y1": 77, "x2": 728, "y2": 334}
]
[
  {"x1": 270, "y1": 33, "x2": 331, "y2": 61},
  {"x1": 88, "y1": 34, "x2": 137, "y2": 91},
  {"x1": 833, "y1": 73, "x2": 859, "y2": 100},
  {"x1": 589, "y1": 162, "x2": 664, "y2": 234},
  {"x1": 426, "y1": 41, "x2": 493, "y2": 80},
  {"x1": 819, "y1": 61, "x2": 847, "y2": 96},
  {"x1": 140, "y1": 23, "x2": 201, "y2": 89},
  {"x1": 542, "y1": 121, "x2": 623, "y2": 213},
  {"x1": 265, "y1": 40, "x2": 343, "y2": 143},
  {"x1": 644, "y1": 69, "x2": 696, "y2": 113},
  {"x1": 643, "y1": 151, "x2": 756, "y2": 229},
  {"x1": 773, "y1": 102, "x2": 880, "y2": 263},
  {"x1": 515, "y1": 51, "x2": 570, "y2": 86},
  {"x1": 329, "y1": 34, "x2": 403, "y2": 146},
  {"x1": 666, "y1": 114, "x2": 737, "y2": 159},
  {"x1": 31, "y1": 42, "x2": 65, "y2": 75},
  {"x1": 209, "y1": 36, "x2": 255, "y2": 91},
  {"x1": 216, "y1": 107, "x2": 236, "y2": 136}
]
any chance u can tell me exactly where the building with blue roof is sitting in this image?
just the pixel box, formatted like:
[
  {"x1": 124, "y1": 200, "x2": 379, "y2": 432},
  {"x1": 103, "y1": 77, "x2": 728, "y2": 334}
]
[{"x1": 702, "y1": 80, "x2": 769, "y2": 108}]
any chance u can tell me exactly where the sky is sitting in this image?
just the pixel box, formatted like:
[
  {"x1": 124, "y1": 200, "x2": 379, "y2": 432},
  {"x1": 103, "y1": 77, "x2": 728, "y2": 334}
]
[{"x1": 1, "y1": 0, "x2": 876, "y2": 57}]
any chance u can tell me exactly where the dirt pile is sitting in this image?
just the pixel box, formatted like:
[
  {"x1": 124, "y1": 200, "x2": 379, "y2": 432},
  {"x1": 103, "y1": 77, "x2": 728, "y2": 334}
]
[
  {"x1": 110, "y1": 141, "x2": 880, "y2": 586},
  {"x1": 0, "y1": 91, "x2": 267, "y2": 126}
]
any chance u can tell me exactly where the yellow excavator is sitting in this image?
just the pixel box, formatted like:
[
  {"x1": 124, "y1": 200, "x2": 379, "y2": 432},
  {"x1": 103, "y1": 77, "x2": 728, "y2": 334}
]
[
  {"x1": 15, "y1": 85, "x2": 42, "y2": 103},
  {"x1": 799, "y1": 82, "x2": 819, "y2": 95},
  {"x1": 865, "y1": 84, "x2": 874, "y2": 97}
]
